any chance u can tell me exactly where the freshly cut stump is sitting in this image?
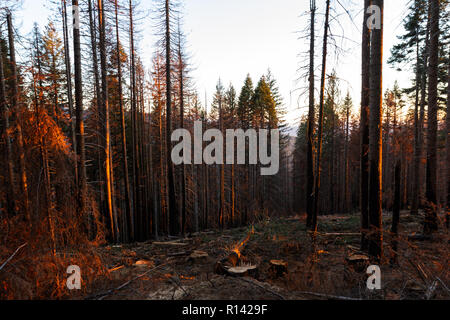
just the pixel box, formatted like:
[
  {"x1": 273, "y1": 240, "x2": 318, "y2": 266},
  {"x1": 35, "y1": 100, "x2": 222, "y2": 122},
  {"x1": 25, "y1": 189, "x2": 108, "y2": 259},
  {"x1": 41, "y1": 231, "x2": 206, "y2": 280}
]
[{"x1": 225, "y1": 265, "x2": 258, "y2": 278}]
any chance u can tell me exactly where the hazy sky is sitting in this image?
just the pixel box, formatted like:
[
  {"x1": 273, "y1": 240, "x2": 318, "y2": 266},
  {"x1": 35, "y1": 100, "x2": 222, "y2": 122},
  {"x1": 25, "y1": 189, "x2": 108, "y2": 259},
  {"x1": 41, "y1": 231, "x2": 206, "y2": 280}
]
[{"x1": 18, "y1": 0, "x2": 412, "y2": 127}]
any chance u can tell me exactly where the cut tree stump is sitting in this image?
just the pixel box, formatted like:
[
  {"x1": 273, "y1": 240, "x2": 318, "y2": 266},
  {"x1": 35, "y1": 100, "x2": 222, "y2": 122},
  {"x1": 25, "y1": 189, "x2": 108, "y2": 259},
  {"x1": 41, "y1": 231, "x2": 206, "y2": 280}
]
[
  {"x1": 225, "y1": 265, "x2": 258, "y2": 277},
  {"x1": 269, "y1": 260, "x2": 288, "y2": 277},
  {"x1": 187, "y1": 250, "x2": 209, "y2": 263},
  {"x1": 346, "y1": 254, "x2": 369, "y2": 272},
  {"x1": 133, "y1": 260, "x2": 153, "y2": 267}
]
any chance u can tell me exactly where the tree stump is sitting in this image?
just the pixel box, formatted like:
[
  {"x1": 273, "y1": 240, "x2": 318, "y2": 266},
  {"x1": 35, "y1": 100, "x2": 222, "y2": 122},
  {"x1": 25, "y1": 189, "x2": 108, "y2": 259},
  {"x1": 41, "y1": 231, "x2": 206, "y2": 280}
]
[{"x1": 269, "y1": 260, "x2": 288, "y2": 277}]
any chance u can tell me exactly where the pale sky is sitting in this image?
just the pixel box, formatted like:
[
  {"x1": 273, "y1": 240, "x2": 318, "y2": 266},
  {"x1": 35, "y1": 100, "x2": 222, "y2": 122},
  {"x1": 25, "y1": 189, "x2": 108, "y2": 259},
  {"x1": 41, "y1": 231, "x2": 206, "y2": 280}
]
[{"x1": 17, "y1": 0, "x2": 413, "y2": 128}]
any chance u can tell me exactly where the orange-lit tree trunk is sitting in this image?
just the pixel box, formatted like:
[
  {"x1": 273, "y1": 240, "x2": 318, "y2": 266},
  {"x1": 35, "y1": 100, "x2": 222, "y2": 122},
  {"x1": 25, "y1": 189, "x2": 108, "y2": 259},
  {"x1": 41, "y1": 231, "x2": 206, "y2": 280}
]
[
  {"x1": 7, "y1": 12, "x2": 30, "y2": 224},
  {"x1": 98, "y1": 0, "x2": 118, "y2": 242},
  {"x1": 423, "y1": 0, "x2": 439, "y2": 235},
  {"x1": 311, "y1": 0, "x2": 330, "y2": 232},
  {"x1": 368, "y1": 0, "x2": 384, "y2": 260}
]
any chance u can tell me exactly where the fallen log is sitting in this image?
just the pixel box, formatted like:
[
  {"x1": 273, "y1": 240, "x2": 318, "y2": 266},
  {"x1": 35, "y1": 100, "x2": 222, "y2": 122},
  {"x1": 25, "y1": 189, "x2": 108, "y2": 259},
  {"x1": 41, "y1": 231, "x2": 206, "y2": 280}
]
[
  {"x1": 0, "y1": 243, "x2": 27, "y2": 272},
  {"x1": 153, "y1": 241, "x2": 188, "y2": 246}
]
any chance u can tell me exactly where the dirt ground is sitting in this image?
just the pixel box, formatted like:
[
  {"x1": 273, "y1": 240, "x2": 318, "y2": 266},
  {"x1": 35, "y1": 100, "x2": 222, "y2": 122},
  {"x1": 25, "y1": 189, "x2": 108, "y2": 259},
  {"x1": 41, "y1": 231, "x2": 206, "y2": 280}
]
[{"x1": 79, "y1": 212, "x2": 449, "y2": 300}]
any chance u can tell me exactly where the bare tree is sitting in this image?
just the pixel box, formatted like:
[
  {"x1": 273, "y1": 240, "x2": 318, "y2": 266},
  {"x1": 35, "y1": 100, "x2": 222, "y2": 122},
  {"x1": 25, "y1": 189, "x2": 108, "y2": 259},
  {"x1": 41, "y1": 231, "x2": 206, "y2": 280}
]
[
  {"x1": 0, "y1": 37, "x2": 16, "y2": 216},
  {"x1": 98, "y1": 0, "x2": 118, "y2": 241},
  {"x1": 7, "y1": 12, "x2": 30, "y2": 224},
  {"x1": 423, "y1": 0, "x2": 439, "y2": 235},
  {"x1": 368, "y1": 0, "x2": 384, "y2": 260},
  {"x1": 306, "y1": 0, "x2": 316, "y2": 228},
  {"x1": 311, "y1": 0, "x2": 331, "y2": 232},
  {"x1": 72, "y1": 0, "x2": 88, "y2": 222}
]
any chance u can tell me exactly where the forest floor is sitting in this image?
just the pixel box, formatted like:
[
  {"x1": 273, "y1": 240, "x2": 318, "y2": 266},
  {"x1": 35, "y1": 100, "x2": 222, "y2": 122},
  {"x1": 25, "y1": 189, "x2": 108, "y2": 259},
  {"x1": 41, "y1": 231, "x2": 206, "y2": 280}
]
[{"x1": 80, "y1": 212, "x2": 449, "y2": 300}]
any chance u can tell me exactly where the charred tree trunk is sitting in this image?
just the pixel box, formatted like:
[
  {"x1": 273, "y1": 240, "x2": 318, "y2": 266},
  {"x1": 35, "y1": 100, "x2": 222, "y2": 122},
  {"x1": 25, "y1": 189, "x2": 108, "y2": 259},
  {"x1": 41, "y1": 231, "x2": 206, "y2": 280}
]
[
  {"x1": 165, "y1": 0, "x2": 180, "y2": 236},
  {"x1": 72, "y1": 0, "x2": 88, "y2": 223},
  {"x1": 311, "y1": 0, "x2": 330, "y2": 233},
  {"x1": 306, "y1": 0, "x2": 316, "y2": 228},
  {"x1": 446, "y1": 50, "x2": 450, "y2": 229},
  {"x1": 360, "y1": 0, "x2": 371, "y2": 252},
  {"x1": 423, "y1": 0, "x2": 439, "y2": 235},
  {"x1": 98, "y1": 0, "x2": 118, "y2": 242},
  {"x1": 0, "y1": 44, "x2": 16, "y2": 216},
  {"x1": 7, "y1": 12, "x2": 30, "y2": 224},
  {"x1": 88, "y1": 0, "x2": 104, "y2": 220},
  {"x1": 62, "y1": 0, "x2": 77, "y2": 182},
  {"x1": 115, "y1": 0, "x2": 134, "y2": 242},
  {"x1": 368, "y1": 0, "x2": 384, "y2": 261}
]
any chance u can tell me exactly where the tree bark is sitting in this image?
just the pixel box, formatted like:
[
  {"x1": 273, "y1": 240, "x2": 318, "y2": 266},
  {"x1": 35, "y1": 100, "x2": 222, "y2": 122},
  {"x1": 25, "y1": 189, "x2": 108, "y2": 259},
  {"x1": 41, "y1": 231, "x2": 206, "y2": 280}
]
[
  {"x1": 62, "y1": 0, "x2": 77, "y2": 183},
  {"x1": 7, "y1": 12, "x2": 30, "y2": 224},
  {"x1": 0, "y1": 43, "x2": 16, "y2": 216},
  {"x1": 165, "y1": 0, "x2": 180, "y2": 236},
  {"x1": 306, "y1": 0, "x2": 316, "y2": 228},
  {"x1": 368, "y1": 0, "x2": 384, "y2": 261},
  {"x1": 72, "y1": 0, "x2": 88, "y2": 223},
  {"x1": 311, "y1": 0, "x2": 330, "y2": 233},
  {"x1": 446, "y1": 50, "x2": 450, "y2": 229},
  {"x1": 115, "y1": 0, "x2": 134, "y2": 242},
  {"x1": 360, "y1": 0, "x2": 371, "y2": 252},
  {"x1": 424, "y1": 0, "x2": 439, "y2": 235},
  {"x1": 98, "y1": 0, "x2": 118, "y2": 242}
]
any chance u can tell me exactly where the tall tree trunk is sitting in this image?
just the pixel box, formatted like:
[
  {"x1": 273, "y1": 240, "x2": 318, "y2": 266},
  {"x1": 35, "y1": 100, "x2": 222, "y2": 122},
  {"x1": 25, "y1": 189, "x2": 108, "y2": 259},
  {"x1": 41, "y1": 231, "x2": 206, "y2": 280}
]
[
  {"x1": 72, "y1": 0, "x2": 88, "y2": 224},
  {"x1": 177, "y1": 31, "x2": 187, "y2": 234},
  {"x1": 219, "y1": 93, "x2": 225, "y2": 229},
  {"x1": 360, "y1": 0, "x2": 371, "y2": 251},
  {"x1": 62, "y1": 0, "x2": 77, "y2": 183},
  {"x1": 424, "y1": 0, "x2": 439, "y2": 235},
  {"x1": 98, "y1": 0, "x2": 118, "y2": 242},
  {"x1": 0, "y1": 44, "x2": 16, "y2": 216},
  {"x1": 306, "y1": 0, "x2": 316, "y2": 228},
  {"x1": 129, "y1": 0, "x2": 142, "y2": 241},
  {"x1": 391, "y1": 158, "x2": 401, "y2": 264},
  {"x1": 88, "y1": 0, "x2": 104, "y2": 221},
  {"x1": 446, "y1": 50, "x2": 450, "y2": 229},
  {"x1": 165, "y1": 0, "x2": 179, "y2": 236},
  {"x1": 7, "y1": 12, "x2": 30, "y2": 224},
  {"x1": 344, "y1": 102, "x2": 350, "y2": 213},
  {"x1": 368, "y1": 0, "x2": 384, "y2": 260},
  {"x1": 115, "y1": 0, "x2": 134, "y2": 242},
  {"x1": 411, "y1": 2, "x2": 422, "y2": 215},
  {"x1": 311, "y1": 0, "x2": 330, "y2": 233}
]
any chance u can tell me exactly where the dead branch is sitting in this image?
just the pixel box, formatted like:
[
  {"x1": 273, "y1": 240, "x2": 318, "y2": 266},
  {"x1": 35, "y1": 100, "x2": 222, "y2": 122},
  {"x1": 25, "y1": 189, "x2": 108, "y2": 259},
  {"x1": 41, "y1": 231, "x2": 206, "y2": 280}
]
[
  {"x1": 86, "y1": 262, "x2": 169, "y2": 300},
  {"x1": 296, "y1": 291, "x2": 360, "y2": 300},
  {"x1": 436, "y1": 277, "x2": 450, "y2": 295},
  {"x1": 236, "y1": 277, "x2": 286, "y2": 300},
  {"x1": 0, "y1": 243, "x2": 27, "y2": 272},
  {"x1": 424, "y1": 280, "x2": 438, "y2": 300}
]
